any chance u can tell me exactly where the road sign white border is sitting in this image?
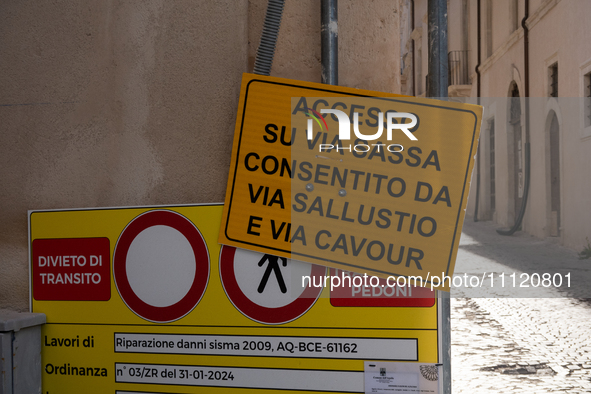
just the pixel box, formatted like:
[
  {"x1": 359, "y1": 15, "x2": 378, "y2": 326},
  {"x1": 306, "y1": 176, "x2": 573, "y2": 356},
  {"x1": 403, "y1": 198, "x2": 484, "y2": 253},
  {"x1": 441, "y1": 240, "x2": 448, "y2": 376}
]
[
  {"x1": 113, "y1": 209, "x2": 210, "y2": 323},
  {"x1": 219, "y1": 246, "x2": 326, "y2": 325}
]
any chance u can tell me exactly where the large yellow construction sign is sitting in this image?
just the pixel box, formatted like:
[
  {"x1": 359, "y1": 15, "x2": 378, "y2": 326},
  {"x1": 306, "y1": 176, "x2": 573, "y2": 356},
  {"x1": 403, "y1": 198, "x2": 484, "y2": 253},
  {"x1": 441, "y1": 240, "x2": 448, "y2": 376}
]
[
  {"x1": 30, "y1": 204, "x2": 439, "y2": 393},
  {"x1": 219, "y1": 74, "x2": 482, "y2": 290}
]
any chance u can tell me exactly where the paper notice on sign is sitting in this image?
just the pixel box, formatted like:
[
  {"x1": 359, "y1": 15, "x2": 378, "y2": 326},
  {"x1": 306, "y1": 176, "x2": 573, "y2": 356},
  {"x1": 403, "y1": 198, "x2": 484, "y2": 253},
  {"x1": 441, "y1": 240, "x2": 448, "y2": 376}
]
[{"x1": 364, "y1": 362, "x2": 439, "y2": 394}]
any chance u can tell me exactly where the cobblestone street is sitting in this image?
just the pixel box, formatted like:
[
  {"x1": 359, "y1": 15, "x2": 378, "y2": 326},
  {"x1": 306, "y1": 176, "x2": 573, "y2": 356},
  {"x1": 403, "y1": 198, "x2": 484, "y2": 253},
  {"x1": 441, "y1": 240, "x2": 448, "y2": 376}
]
[{"x1": 452, "y1": 218, "x2": 591, "y2": 393}]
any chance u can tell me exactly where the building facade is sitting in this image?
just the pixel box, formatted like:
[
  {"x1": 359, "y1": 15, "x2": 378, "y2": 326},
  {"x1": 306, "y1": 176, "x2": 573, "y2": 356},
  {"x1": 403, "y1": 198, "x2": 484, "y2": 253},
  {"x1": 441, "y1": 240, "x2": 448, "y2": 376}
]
[
  {"x1": 402, "y1": 0, "x2": 591, "y2": 252},
  {"x1": 0, "y1": 0, "x2": 403, "y2": 312}
]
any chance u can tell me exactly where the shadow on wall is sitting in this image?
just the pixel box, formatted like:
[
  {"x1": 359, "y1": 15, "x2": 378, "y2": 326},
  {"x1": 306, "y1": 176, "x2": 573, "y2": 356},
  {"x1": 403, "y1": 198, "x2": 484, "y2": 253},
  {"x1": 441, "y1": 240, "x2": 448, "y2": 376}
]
[{"x1": 457, "y1": 215, "x2": 590, "y2": 300}]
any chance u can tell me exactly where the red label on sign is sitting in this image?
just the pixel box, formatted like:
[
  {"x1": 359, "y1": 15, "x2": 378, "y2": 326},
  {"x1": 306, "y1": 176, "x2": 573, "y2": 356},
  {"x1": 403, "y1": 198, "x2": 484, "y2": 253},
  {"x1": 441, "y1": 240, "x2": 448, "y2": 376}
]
[
  {"x1": 32, "y1": 238, "x2": 110, "y2": 301},
  {"x1": 329, "y1": 269, "x2": 435, "y2": 307}
]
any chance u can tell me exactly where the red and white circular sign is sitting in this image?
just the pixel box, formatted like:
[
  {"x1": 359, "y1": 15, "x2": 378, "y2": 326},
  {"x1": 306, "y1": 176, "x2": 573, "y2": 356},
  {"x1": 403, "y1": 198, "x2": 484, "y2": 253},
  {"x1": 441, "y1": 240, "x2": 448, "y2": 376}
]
[
  {"x1": 113, "y1": 210, "x2": 209, "y2": 323},
  {"x1": 219, "y1": 246, "x2": 325, "y2": 325}
]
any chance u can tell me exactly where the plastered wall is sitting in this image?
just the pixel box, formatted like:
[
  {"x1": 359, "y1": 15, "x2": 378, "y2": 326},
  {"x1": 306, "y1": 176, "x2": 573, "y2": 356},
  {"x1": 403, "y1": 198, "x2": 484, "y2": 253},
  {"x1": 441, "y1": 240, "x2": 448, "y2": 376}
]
[
  {"x1": 249, "y1": 0, "x2": 400, "y2": 92},
  {"x1": 0, "y1": 1, "x2": 401, "y2": 311},
  {"x1": 456, "y1": 0, "x2": 591, "y2": 250},
  {"x1": 0, "y1": 1, "x2": 249, "y2": 311}
]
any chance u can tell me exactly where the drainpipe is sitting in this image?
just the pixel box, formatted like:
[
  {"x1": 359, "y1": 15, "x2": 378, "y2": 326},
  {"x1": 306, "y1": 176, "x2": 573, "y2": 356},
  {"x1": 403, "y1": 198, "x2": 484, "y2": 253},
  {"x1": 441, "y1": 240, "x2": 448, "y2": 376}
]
[
  {"x1": 321, "y1": 0, "x2": 338, "y2": 85},
  {"x1": 473, "y1": 0, "x2": 482, "y2": 222},
  {"x1": 253, "y1": 0, "x2": 286, "y2": 76},
  {"x1": 411, "y1": 0, "x2": 416, "y2": 96},
  {"x1": 427, "y1": 0, "x2": 448, "y2": 97},
  {"x1": 426, "y1": 3, "x2": 450, "y2": 393},
  {"x1": 497, "y1": 0, "x2": 530, "y2": 236}
]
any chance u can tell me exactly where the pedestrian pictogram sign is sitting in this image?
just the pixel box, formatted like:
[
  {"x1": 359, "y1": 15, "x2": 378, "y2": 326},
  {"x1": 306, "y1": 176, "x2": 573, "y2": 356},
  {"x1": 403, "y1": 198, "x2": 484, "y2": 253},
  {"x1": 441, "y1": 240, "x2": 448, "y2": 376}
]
[
  {"x1": 30, "y1": 204, "x2": 440, "y2": 393},
  {"x1": 256, "y1": 254, "x2": 288, "y2": 294},
  {"x1": 219, "y1": 74, "x2": 482, "y2": 289},
  {"x1": 220, "y1": 246, "x2": 325, "y2": 324}
]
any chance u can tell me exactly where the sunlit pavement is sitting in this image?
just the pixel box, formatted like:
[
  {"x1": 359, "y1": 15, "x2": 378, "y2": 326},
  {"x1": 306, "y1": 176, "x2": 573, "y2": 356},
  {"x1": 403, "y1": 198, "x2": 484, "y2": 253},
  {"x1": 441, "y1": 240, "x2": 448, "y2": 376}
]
[{"x1": 451, "y1": 218, "x2": 591, "y2": 393}]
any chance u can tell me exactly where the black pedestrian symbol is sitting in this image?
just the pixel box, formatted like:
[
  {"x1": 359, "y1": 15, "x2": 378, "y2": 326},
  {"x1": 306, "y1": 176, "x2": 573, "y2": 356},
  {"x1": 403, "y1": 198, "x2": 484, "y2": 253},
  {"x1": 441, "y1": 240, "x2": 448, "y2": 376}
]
[{"x1": 257, "y1": 254, "x2": 288, "y2": 294}]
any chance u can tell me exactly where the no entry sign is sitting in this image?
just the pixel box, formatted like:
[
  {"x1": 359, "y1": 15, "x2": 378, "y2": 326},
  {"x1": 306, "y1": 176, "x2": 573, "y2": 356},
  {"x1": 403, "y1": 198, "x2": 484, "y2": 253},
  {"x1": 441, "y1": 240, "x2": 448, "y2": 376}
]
[{"x1": 113, "y1": 210, "x2": 210, "y2": 323}]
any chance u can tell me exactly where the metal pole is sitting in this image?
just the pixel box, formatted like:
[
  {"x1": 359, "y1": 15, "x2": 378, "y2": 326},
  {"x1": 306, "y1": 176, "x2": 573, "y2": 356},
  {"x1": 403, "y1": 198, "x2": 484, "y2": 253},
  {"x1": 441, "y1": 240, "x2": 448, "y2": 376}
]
[
  {"x1": 321, "y1": 0, "x2": 338, "y2": 85},
  {"x1": 438, "y1": 292, "x2": 451, "y2": 394},
  {"x1": 411, "y1": 0, "x2": 416, "y2": 96},
  {"x1": 427, "y1": 1, "x2": 451, "y2": 393},
  {"x1": 427, "y1": 0, "x2": 448, "y2": 97},
  {"x1": 474, "y1": 0, "x2": 482, "y2": 222}
]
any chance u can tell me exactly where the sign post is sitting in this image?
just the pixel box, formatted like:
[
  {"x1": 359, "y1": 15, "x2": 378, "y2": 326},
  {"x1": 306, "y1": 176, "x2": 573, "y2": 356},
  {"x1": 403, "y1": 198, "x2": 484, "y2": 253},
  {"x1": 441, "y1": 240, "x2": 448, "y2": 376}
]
[{"x1": 426, "y1": 0, "x2": 452, "y2": 391}]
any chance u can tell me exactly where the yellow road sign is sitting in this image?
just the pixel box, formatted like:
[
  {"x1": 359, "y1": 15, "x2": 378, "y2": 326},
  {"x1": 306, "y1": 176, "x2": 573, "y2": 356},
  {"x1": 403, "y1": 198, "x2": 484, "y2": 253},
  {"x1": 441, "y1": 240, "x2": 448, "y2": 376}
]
[
  {"x1": 219, "y1": 74, "x2": 482, "y2": 290},
  {"x1": 30, "y1": 204, "x2": 439, "y2": 393}
]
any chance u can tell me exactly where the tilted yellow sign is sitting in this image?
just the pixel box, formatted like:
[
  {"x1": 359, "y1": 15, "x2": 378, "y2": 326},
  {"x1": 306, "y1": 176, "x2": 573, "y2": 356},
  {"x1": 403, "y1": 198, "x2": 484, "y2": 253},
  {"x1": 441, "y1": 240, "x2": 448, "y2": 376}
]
[{"x1": 219, "y1": 74, "x2": 482, "y2": 289}]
